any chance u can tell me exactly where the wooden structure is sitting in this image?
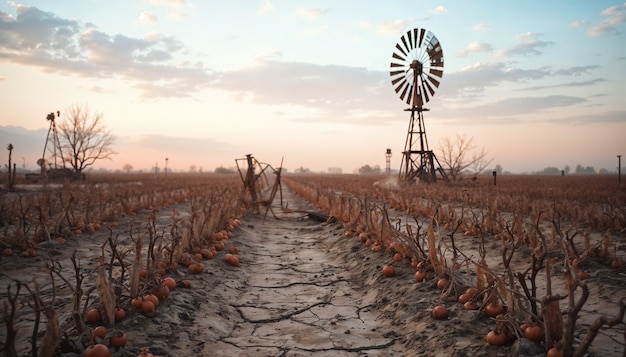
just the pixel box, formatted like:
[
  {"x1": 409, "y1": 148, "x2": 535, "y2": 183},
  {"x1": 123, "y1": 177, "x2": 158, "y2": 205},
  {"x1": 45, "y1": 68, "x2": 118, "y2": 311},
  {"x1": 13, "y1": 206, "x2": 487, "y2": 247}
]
[{"x1": 235, "y1": 154, "x2": 284, "y2": 219}]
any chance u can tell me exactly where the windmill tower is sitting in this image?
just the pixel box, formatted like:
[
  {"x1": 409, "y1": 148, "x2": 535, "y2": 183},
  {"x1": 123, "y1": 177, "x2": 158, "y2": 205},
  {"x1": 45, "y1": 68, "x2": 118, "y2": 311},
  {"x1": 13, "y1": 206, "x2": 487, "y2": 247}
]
[
  {"x1": 390, "y1": 28, "x2": 448, "y2": 183},
  {"x1": 41, "y1": 111, "x2": 62, "y2": 172}
]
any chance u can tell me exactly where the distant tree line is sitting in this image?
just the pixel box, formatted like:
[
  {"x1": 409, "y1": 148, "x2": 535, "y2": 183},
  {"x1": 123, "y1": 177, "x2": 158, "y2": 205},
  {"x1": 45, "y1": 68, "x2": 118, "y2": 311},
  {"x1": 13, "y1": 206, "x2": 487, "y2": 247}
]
[
  {"x1": 357, "y1": 165, "x2": 382, "y2": 175},
  {"x1": 535, "y1": 164, "x2": 617, "y2": 175}
]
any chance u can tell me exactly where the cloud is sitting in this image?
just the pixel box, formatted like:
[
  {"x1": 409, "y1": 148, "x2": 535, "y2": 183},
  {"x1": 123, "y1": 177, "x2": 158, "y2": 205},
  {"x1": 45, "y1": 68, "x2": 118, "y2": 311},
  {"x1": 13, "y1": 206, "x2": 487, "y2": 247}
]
[
  {"x1": 217, "y1": 60, "x2": 383, "y2": 106},
  {"x1": 445, "y1": 62, "x2": 548, "y2": 95},
  {"x1": 259, "y1": 0, "x2": 274, "y2": 15},
  {"x1": 456, "y1": 41, "x2": 492, "y2": 57},
  {"x1": 588, "y1": 3, "x2": 626, "y2": 36},
  {"x1": 148, "y1": 0, "x2": 192, "y2": 8},
  {"x1": 473, "y1": 96, "x2": 587, "y2": 117},
  {"x1": 568, "y1": 20, "x2": 589, "y2": 28},
  {"x1": 441, "y1": 62, "x2": 600, "y2": 103},
  {"x1": 138, "y1": 11, "x2": 158, "y2": 25},
  {"x1": 168, "y1": 12, "x2": 189, "y2": 21},
  {"x1": 430, "y1": 6, "x2": 447, "y2": 14},
  {"x1": 472, "y1": 23, "x2": 490, "y2": 32},
  {"x1": 556, "y1": 110, "x2": 626, "y2": 124},
  {"x1": 377, "y1": 19, "x2": 416, "y2": 35},
  {"x1": 496, "y1": 32, "x2": 554, "y2": 57},
  {"x1": 84, "y1": 85, "x2": 114, "y2": 94},
  {"x1": 0, "y1": 5, "x2": 81, "y2": 56},
  {"x1": 213, "y1": 59, "x2": 392, "y2": 124},
  {"x1": 432, "y1": 95, "x2": 596, "y2": 125},
  {"x1": 552, "y1": 65, "x2": 599, "y2": 76},
  {"x1": 0, "y1": 5, "x2": 213, "y2": 98},
  {"x1": 0, "y1": 5, "x2": 613, "y2": 128},
  {"x1": 124, "y1": 134, "x2": 233, "y2": 154},
  {"x1": 515, "y1": 78, "x2": 606, "y2": 91},
  {"x1": 294, "y1": 8, "x2": 330, "y2": 21},
  {"x1": 209, "y1": 58, "x2": 601, "y2": 126},
  {"x1": 253, "y1": 50, "x2": 282, "y2": 60}
]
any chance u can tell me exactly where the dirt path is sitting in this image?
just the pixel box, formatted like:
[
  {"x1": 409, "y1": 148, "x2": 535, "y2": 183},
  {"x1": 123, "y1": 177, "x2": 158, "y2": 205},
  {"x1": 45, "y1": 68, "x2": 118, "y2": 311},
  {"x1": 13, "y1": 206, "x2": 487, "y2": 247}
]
[{"x1": 122, "y1": 189, "x2": 402, "y2": 356}]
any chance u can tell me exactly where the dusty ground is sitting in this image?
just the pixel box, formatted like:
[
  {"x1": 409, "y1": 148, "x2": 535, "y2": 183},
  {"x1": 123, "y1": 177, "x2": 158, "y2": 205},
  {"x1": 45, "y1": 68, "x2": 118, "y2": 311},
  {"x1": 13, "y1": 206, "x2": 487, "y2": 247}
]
[{"x1": 1, "y1": 186, "x2": 625, "y2": 356}]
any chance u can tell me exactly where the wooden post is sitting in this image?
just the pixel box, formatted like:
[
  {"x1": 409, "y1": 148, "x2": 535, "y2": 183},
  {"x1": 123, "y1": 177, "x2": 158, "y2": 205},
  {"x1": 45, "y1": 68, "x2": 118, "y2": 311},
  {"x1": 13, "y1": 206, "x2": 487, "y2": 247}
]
[
  {"x1": 245, "y1": 154, "x2": 258, "y2": 207},
  {"x1": 492, "y1": 171, "x2": 497, "y2": 186},
  {"x1": 619, "y1": 155, "x2": 622, "y2": 184}
]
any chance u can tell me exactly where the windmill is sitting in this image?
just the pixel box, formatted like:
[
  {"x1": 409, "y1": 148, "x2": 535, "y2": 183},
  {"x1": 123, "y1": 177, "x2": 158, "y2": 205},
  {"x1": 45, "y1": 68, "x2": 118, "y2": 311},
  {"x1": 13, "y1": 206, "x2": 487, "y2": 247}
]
[
  {"x1": 40, "y1": 111, "x2": 62, "y2": 173},
  {"x1": 390, "y1": 28, "x2": 448, "y2": 182}
]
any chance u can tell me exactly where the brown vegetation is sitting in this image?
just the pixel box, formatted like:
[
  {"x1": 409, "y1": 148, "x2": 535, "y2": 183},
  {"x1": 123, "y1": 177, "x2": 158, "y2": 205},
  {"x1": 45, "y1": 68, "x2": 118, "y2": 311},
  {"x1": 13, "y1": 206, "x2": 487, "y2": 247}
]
[
  {"x1": 284, "y1": 174, "x2": 626, "y2": 356},
  {"x1": 0, "y1": 173, "x2": 624, "y2": 356}
]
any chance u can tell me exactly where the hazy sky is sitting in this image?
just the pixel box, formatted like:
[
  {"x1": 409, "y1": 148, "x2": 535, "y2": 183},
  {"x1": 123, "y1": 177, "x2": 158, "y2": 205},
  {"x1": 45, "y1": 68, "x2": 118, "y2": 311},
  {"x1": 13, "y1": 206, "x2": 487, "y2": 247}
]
[{"x1": 1, "y1": 1, "x2": 625, "y2": 173}]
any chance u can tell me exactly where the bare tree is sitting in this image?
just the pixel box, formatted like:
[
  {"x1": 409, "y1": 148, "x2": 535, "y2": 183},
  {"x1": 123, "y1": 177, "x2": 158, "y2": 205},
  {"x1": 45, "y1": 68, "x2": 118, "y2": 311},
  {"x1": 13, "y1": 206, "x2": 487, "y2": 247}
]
[
  {"x1": 123, "y1": 164, "x2": 134, "y2": 173},
  {"x1": 469, "y1": 146, "x2": 492, "y2": 175},
  {"x1": 56, "y1": 104, "x2": 117, "y2": 176},
  {"x1": 437, "y1": 133, "x2": 491, "y2": 180}
]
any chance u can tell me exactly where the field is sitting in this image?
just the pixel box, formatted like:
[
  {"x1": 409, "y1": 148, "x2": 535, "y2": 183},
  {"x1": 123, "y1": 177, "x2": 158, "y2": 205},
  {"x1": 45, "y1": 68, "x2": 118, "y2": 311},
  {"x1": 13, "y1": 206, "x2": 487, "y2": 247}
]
[{"x1": 0, "y1": 173, "x2": 624, "y2": 357}]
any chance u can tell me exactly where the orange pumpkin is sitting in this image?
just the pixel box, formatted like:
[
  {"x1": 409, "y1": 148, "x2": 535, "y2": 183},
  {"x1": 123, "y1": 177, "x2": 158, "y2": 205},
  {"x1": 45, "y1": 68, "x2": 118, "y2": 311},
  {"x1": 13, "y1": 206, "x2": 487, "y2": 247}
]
[
  {"x1": 485, "y1": 330, "x2": 507, "y2": 346},
  {"x1": 432, "y1": 305, "x2": 448, "y2": 319},
  {"x1": 382, "y1": 265, "x2": 395, "y2": 277}
]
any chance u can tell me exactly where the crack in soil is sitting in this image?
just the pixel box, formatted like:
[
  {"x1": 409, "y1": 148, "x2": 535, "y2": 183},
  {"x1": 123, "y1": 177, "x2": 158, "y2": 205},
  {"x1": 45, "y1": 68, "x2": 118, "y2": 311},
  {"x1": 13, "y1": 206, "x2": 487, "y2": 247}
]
[
  {"x1": 234, "y1": 299, "x2": 332, "y2": 324},
  {"x1": 248, "y1": 278, "x2": 348, "y2": 289},
  {"x1": 292, "y1": 338, "x2": 397, "y2": 353}
]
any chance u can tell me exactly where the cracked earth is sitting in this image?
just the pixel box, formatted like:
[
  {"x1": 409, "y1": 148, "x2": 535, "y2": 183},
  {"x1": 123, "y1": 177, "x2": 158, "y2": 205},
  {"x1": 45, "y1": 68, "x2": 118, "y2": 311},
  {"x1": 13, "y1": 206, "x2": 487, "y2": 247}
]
[
  {"x1": 3, "y1": 185, "x2": 624, "y2": 356},
  {"x1": 134, "y1": 189, "x2": 405, "y2": 357}
]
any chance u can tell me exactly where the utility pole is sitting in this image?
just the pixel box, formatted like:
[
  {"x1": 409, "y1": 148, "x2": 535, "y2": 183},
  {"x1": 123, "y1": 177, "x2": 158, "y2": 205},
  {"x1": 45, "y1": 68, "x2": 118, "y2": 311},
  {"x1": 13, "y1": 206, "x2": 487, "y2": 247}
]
[
  {"x1": 619, "y1": 155, "x2": 622, "y2": 184},
  {"x1": 165, "y1": 157, "x2": 169, "y2": 178}
]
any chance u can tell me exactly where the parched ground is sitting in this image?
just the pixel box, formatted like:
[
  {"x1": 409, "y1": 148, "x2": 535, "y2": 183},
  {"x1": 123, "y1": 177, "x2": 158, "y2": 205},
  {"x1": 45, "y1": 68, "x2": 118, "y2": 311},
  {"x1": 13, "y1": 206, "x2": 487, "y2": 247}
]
[{"x1": 1, "y1": 185, "x2": 624, "y2": 356}]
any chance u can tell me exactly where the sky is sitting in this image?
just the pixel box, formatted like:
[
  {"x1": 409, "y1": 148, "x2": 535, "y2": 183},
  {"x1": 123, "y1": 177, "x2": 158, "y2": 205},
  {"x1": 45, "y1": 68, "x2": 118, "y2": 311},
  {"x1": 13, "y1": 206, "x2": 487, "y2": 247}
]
[{"x1": 0, "y1": 0, "x2": 625, "y2": 174}]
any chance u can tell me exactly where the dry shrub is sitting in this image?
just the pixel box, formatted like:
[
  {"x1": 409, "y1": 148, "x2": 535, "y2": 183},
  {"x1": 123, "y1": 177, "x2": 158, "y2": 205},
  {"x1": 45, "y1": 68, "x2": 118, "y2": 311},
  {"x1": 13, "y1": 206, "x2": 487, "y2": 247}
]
[
  {"x1": 130, "y1": 234, "x2": 142, "y2": 298},
  {"x1": 95, "y1": 262, "x2": 115, "y2": 326},
  {"x1": 426, "y1": 220, "x2": 443, "y2": 275},
  {"x1": 37, "y1": 306, "x2": 61, "y2": 357}
]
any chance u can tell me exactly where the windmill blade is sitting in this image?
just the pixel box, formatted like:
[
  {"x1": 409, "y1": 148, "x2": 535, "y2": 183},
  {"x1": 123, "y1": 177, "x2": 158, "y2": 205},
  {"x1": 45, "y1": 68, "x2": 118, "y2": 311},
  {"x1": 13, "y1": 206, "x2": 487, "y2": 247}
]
[
  {"x1": 421, "y1": 82, "x2": 430, "y2": 103},
  {"x1": 413, "y1": 28, "x2": 419, "y2": 48},
  {"x1": 395, "y1": 43, "x2": 407, "y2": 57},
  {"x1": 395, "y1": 78, "x2": 408, "y2": 95},
  {"x1": 418, "y1": 28, "x2": 425, "y2": 48},
  {"x1": 392, "y1": 76, "x2": 407, "y2": 89},
  {"x1": 406, "y1": 30, "x2": 413, "y2": 51},
  {"x1": 400, "y1": 35, "x2": 411, "y2": 54},
  {"x1": 392, "y1": 52, "x2": 406, "y2": 62},
  {"x1": 390, "y1": 70, "x2": 405, "y2": 77},
  {"x1": 391, "y1": 71, "x2": 406, "y2": 85},
  {"x1": 400, "y1": 83, "x2": 411, "y2": 103},
  {"x1": 425, "y1": 73, "x2": 441, "y2": 88},
  {"x1": 423, "y1": 77, "x2": 436, "y2": 96},
  {"x1": 390, "y1": 62, "x2": 405, "y2": 68},
  {"x1": 429, "y1": 68, "x2": 443, "y2": 78}
]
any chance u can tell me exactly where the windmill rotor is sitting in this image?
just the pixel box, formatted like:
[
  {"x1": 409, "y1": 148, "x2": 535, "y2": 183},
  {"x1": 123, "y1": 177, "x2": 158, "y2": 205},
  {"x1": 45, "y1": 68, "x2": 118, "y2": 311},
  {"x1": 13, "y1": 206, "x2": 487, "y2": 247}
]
[
  {"x1": 390, "y1": 28, "x2": 444, "y2": 109},
  {"x1": 390, "y1": 28, "x2": 448, "y2": 183}
]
